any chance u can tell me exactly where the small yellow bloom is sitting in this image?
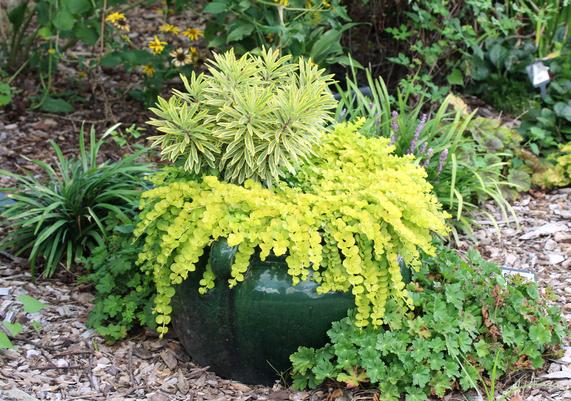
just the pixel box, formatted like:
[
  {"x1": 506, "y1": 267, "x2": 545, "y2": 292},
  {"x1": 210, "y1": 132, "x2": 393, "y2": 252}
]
[
  {"x1": 105, "y1": 12, "x2": 126, "y2": 23},
  {"x1": 182, "y1": 27, "x2": 203, "y2": 41},
  {"x1": 149, "y1": 36, "x2": 167, "y2": 54},
  {"x1": 274, "y1": 0, "x2": 289, "y2": 5},
  {"x1": 322, "y1": 0, "x2": 331, "y2": 7},
  {"x1": 159, "y1": 24, "x2": 180, "y2": 35},
  {"x1": 189, "y1": 46, "x2": 199, "y2": 62},
  {"x1": 142, "y1": 65, "x2": 155, "y2": 77},
  {"x1": 48, "y1": 48, "x2": 56, "y2": 55}
]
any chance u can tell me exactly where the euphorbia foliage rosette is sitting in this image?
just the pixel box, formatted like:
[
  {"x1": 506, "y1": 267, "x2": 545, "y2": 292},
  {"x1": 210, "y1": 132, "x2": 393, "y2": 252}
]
[
  {"x1": 135, "y1": 121, "x2": 449, "y2": 335},
  {"x1": 147, "y1": 48, "x2": 336, "y2": 186}
]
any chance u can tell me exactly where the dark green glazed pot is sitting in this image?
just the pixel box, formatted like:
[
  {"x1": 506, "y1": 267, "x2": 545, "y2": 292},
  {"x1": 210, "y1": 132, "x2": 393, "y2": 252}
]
[{"x1": 170, "y1": 239, "x2": 356, "y2": 385}]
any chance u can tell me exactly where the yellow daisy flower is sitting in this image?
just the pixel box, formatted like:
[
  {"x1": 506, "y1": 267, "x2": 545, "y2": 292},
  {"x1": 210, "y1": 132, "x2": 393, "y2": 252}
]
[
  {"x1": 182, "y1": 27, "x2": 203, "y2": 41},
  {"x1": 149, "y1": 36, "x2": 167, "y2": 54},
  {"x1": 142, "y1": 65, "x2": 156, "y2": 77},
  {"x1": 159, "y1": 23, "x2": 180, "y2": 35},
  {"x1": 105, "y1": 12, "x2": 126, "y2": 23}
]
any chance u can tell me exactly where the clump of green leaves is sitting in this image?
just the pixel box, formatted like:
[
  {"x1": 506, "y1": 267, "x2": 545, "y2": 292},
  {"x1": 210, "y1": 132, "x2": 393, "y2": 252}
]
[
  {"x1": 0, "y1": 125, "x2": 151, "y2": 277},
  {"x1": 532, "y1": 142, "x2": 571, "y2": 188},
  {"x1": 384, "y1": 0, "x2": 522, "y2": 100},
  {"x1": 519, "y1": 46, "x2": 571, "y2": 154},
  {"x1": 203, "y1": 0, "x2": 353, "y2": 68},
  {"x1": 147, "y1": 48, "x2": 336, "y2": 185},
  {"x1": 291, "y1": 245, "x2": 567, "y2": 400},
  {"x1": 82, "y1": 223, "x2": 156, "y2": 341}
]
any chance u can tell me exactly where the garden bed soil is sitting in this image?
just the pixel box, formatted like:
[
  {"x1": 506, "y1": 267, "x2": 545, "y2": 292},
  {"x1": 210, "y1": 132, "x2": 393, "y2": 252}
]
[{"x1": 0, "y1": 189, "x2": 570, "y2": 401}]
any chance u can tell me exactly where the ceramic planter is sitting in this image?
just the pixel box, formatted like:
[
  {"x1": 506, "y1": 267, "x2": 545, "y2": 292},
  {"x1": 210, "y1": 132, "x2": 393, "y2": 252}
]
[{"x1": 170, "y1": 239, "x2": 355, "y2": 385}]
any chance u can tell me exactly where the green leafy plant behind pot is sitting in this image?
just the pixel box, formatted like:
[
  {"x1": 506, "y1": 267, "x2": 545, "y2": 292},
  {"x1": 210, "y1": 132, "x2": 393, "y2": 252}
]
[
  {"x1": 147, "y1": 48, "x2": 336, "y2": 186},
  {"x1": 0, "y1": 124, "x2": 151, "y2": 278}
]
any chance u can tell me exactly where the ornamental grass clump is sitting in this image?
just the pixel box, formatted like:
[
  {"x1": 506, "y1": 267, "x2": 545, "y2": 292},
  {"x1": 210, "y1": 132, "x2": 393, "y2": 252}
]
[
  {"x1": 135, "y1": 120, "x2": 449, "y2": 336},
  {"x1": 0, "y1": 125, "x2": 150, "y2": 278},
  {"x1": 147, "y1": 47, "x2": 336, "y2": 185}
]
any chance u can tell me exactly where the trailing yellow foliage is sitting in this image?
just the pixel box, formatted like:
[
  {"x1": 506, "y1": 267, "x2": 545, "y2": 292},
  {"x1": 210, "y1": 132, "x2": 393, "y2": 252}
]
[
  {"x1": 532, "y1": 143, "x2": 571, "y2": 189},
  {"x1": 135, "y1": 121, "x2": 449, "y2": 335}
]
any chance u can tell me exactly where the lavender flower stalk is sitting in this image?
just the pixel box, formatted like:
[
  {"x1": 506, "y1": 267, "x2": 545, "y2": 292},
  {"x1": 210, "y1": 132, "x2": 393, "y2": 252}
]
[
  {"x1": 422, "y1": 147, "x2": 434, "y2": 167},
  {"x1": 390, "y1": 110, "x2": 399, "y2": 145},
  {"x1": 408, "y1": 113, "x2": 427, "y2": 154},
  {"x1": 437, "y1": 149, "x2": 449, "y2": 174},
  {"x1": 391, "y1": 110, "x2": 399, "y2": 132}
]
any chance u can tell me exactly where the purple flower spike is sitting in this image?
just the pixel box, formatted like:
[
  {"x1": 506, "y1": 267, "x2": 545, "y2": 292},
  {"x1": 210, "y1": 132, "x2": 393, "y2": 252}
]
[
  {"x1": 419, "y1": 143, "x2": 427, "y2": 155},
  {"x1": 374, "y1": 113, "x2": 381, "y2": 130},
  {"x1": 437, "y1": 149, "x2": 449, "y2": 174},
  {"x1": 409, "y1": 114, "x2": 427, "y2": 154},
  {"x1": 389, "y1": 134, "x2": 397, "y2": 145},
  {"x1": 391, "y1": 110, "x2": 399, "y2": 133},
  {"x1": 422, "y1": 147, "x2": 434, "y2": 167}
]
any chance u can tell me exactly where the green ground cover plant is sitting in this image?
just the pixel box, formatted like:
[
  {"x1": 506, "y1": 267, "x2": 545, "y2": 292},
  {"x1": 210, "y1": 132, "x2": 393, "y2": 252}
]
[
  {"x1": 519, "y1": 46, "x2": 571, "y2": 154},
  {"x1": 291, "y1": 245, "x2": 568, "y2": 400},
  {"x1": 0, "y1": 125, "x2": 151, "y2": 277},
  {"x1": 82, "y1": 222, "x2": 156, "y2": 341},
  {"x1": 374, "y1": 0, "x2": 569, "y2": 103}
]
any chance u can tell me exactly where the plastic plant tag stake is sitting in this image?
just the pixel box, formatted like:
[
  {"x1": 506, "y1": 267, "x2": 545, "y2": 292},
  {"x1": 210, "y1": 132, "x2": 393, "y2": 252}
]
[
  {"x1": 526, "y1": 61, "x2": 550, "y2": 88},
  {"x1": 502, "y1": 267, "x2": 536, "y2": 282}
]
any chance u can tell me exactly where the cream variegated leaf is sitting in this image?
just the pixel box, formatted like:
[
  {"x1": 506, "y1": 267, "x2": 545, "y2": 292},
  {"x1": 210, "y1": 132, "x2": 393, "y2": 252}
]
[{"x1": 147, "y1": 48, "x2": 336, "y2": 185}]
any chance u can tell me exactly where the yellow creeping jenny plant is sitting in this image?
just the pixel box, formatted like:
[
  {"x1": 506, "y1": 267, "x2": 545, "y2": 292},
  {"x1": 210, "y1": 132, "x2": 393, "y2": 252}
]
[{"x1": 135, "y1": 121, "x2": 449, "y2": 336}]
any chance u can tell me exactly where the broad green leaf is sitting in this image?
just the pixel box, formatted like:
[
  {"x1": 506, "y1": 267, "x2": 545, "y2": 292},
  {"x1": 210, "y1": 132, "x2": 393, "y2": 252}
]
[
  {"x1": 0, "y1": 82, "x2": 12, "y2": 107},
  {"x1": 8, "y1": 2, "x2": 27, "y2": 30},
  {"x1": 310, "y1": 30, "x2": 341, "y2": 64},
  {"x1": 65, "y1": 0, "x2": 92, "y2": 15},
  {"x1": 40, "y1": 97, "x2": 74, "y2": 114},
  {"x1": 447, "y1": 69, "x2": 464, "y2": 86},
  {"x1": 3, "y1": 322, "x2": 23, "y2": 337},
  {"x1": 226, "y1": 21, "x2": 254, "y2": 43},
  {"x1": 52, "y1": 9, "x2": 76, "y2": 31},
  {"x1": 0, "y1": 332, "x2": 13, "y2": 349},
  {"x1": 18, "y1": 295, "x2": 47, "y2": 313},
  {"x1": 554, "y1": 101, "x2": 571, "y2": 122},
  {"x1": 100, "y1": 52, "x2": 123, "y2": 68},
  {"x1": 73, "y1": 25, "x2": 98, "y2": 45},
  {"x1": 203, "y1": 1, "x2": 227, "y2": 14},
  {"x1": 38, "y1": 26, "x2": 53, "y2": 39}
]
